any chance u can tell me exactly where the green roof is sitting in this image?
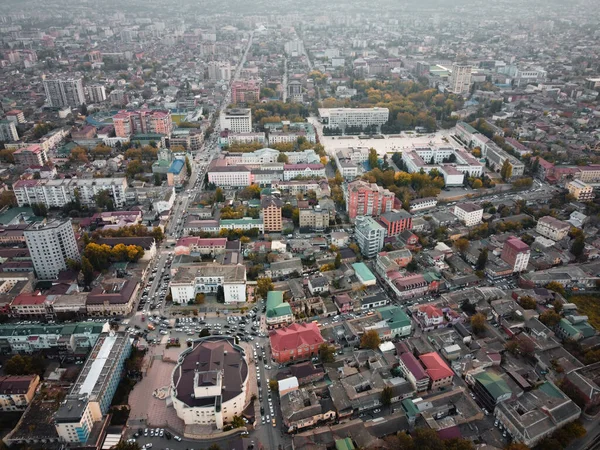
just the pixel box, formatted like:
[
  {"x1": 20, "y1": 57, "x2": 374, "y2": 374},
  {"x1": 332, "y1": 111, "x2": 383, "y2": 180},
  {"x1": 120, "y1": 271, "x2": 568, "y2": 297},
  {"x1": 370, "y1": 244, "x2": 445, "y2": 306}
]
[
  {"x1": 558, "y1": 318, "x2": 596, "y2": 339},
  {"x1": 153, "y1": 160, "x2": 171, "y2": 167},
  {"x1": 458, "y1": 121, "x2": 479, "y2": 135},
  {"x1": 220, "y1": 218, "x2": 263, "y2": 226},
  {"x1": 401, "y1": 398, "x2": 420, "y2": 417},
  {"x1": 474, "y1": 371, "x2": 512, "y2": 400},
  {"x1": 0, "y1": 207, "x2": 35, "y2": 225},
  {"x1": 0, "y1": 322, "x2": 104, "y2": 338},
  {"x1": 352, "y1": 262, "x2": 376, "y2": 284},
  {"x1": 538, "y1": 381, "x2": 566, "y2": 399},
  {"x1": 266, "y1": 291, "x2": 292, "y2": 319},
  {"x1": 377, "y1": 305, "x2": 411, "y2": 334},
  {"x1": 56, "y1": 141, "x2": 78, "y2": 156},
  {"x1": 423, "y1": 272, "x2": 441, "y2": 282},
  {"x1": 335, "y1": 438, "x2": 355, "y2": 450}
]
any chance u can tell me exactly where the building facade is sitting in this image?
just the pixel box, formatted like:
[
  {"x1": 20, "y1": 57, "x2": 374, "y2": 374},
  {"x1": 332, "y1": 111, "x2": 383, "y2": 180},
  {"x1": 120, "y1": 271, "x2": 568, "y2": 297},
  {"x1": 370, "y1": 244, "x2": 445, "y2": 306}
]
[
  {"x1": 345, "y1": 180, "x2": 395, "y2": 221},
  {"x1": 13, "y1": 145, "x2": 48, "y2": 167},
  {"x1": 319, "y1": 107, "x2": 389, "y2": 130},
  {"x1": 567, "y1": 180, "x2": 594, "y2": 202},
  {"x1": 449, "y1": 63, "x2": 473, "y2": 94},
  {"x1": 453, "y1": 203, "x2": 483, "y2": 226},
  {"x1": 0, "y1": 120, "x2": 19, "y2": 142},
  {"x1": 261, "y1": 195, "x2": 283, "y2": 232},
  {"x1": 43, "y1": 78, "x2": 86, "y2": 107},
  {"x1": 501, "y1": 237, "x2": 530, "y2": 273},
  {"x1": 112, "y1": 109, "x2": 173, "y2": 138},
  {"x1": 536, "y1": 216, "x2": 570, "y2": 241},
  {"x1": 169, "y1": 264, "x2": 247, "y2": 304},
  {"x1": 269, "y1": 323, "x2": 324, "y2": 363},
  {"x1": 355, "y1": 216, "x2": 386, "y2": 258},
  {"x1": 220, "y1": 108, "x2": 252, "y2": 133}
]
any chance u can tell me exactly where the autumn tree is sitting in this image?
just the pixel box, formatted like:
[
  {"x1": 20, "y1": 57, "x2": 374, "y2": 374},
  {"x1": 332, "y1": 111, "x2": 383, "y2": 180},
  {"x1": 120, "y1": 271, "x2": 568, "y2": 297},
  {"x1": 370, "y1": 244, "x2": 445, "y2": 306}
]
[
  {"x1": 0, "y1": 190, "x2": 17, "y2": 208},
  {"x1": 454, "y1": 238, "x2": 470, "y2": 255},
  {"x1": 256, "y1": 277, "x2": 274, "y2": 299},
  {"x1": 545, "y1": 281, "x2": 566, "y2": 296},
  {"x1": 539, "y1": 309, "x2": 561, "y2": 327},
  {"x1": 81, "y1": 256, "x2": 95, "y2": 286},
  {"x1": 470, "y1": 313, "x2": 487, "y2": 335},
  {"x1": 518, "y1": 296, "x2": 537, "y2": 310},
  {"x1": 94, "y1": 189, "x2": 115, "y2": 211},
  {"x1": 500, "y1": 159, "x2": 513, "y2": 181},
  {"x1": 231, "y1": 415, "x2": 245, "y2": 428},
  {"x1": 195, "y1": 293, "x2": 205, "y2": 304},
  {"x1": 360, "y1": 330, "x2": 381, "y2": 350},
  {"x1": 368, "y1": 148, "x2": 379, "y2": 169},
  {"x1": 319, "y1": 343, "x2": 336, "y2": 363},
  {"x1": 215, "y1": 187, "x2": 225, "y2": 202}
]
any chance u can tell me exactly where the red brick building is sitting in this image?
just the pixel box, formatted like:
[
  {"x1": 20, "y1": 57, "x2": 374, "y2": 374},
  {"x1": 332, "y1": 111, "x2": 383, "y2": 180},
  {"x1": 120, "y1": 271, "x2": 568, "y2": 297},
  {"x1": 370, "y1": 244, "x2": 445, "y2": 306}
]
[
  {"x1": 345, "y1": 180, "x2": 394, "y2": 221},
  {"x1": 269, "y1": 323, "x2": 324, "y2": 363},
  {"x1": 379, "y1": 210, "x2": 413, "y2": 236}
]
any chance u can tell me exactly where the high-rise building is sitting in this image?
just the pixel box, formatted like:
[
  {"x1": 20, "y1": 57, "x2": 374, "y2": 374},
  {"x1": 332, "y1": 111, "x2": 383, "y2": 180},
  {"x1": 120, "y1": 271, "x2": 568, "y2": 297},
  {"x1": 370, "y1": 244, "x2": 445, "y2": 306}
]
[
  {"x1": 207, "y1": 61, "x2": 231, "y2": 81},
  {"x1": 112, "y1": 109, "x2": 173, "y2": 138},
  {"x1": 345, "y1": 180, "x2": 395, "y2": 221},
  {"x1": 449, "y1": 62, "x2": 472, "y2": 95},
  {"x1": 355, "y1": 216, "x2": 386, "y2": 258},
  {"x1": 231, "y1": 80, "x2": 261, "y2": 104},
  {"x1": 220, "y1": 108, "x2": 252, "y2": 133},
  {"x1": 261, "y1": 195, "x2": 283, "y2": 232},
  {"x1": 501, "y1": 237, "x2": 530, "y2": 273},
  {"x1": 109, "y1": 89, "x2": 128, "y2": 106},
  {"x1": 318, "y1": 107, "x2": 389, "y2": 131},
  {"x1": 0, "y1": 120, "x2": 19, "y2": 142},
  {"x1": 24, "y1": 219, "x2": 80, "y2": 280},
  {"x1": 13, "y1": 145, "x2": 48, "y2": 167},
  {"x1": 85, "y1": 85, "x2": 107, "y2": 104},
  {"x1": 43, "y1": 78, "x2": 86, "y2": 108}
]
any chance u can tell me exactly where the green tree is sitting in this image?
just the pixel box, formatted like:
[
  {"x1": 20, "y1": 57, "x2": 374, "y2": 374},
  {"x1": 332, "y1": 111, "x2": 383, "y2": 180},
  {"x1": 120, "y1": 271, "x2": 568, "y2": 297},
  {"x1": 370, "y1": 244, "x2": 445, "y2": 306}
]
[
  {"x1": 269, "y1": 379, "x2": 278, "y2": 392},
  {"x1": 31, "y1": 203, "x2": 48, "y2": 217},
  {"x1": 539, "y1": 309, "x2": 561, "y2": 327},
  {"x1": 153, "y1": 173, "x2": 161, "y2": 186},
  {"x1": 500, "y1": 159, "x2": 513, "y2": 181},
  {"x1": 571, "y1": 235, "x2": 586, "y2": 261},
  {"x1": 470, "y1": 313, "x2": 486, "y2": 335},
  {"x1": 231, "y1": 415, "x2": 245, "y2": 428},
  {"x1": 215, "y1": 187, "x2": 225, "y2": 202},
  {"x1": 256, "y1": 277, "x2": 274, "y2": 299},
  {"x1": 3, "y1": 354, "x2": 44, "y2": 376},
  {"x1": 185, "y1": 156, "x2": 192, "y2": 175},
  {"x1": 334, "y1": 252, "x2": 342, "y2": 269},
  {"x1": 380, "y1": 385, "x2": 393, "y2": 407},
  {"x1": 360, "y1": 330, "x2": 381, "y2": 350},
  {"x1": 0, "y1": 190, "x2": 17, "y2": 208},
  {"x1": 94, "y1": 189, "x2": 115, "y2": 211},
  {"x1": 475, "y1": 248, "x2": 488, "y2": 271},
  {"x1": 368, "y1": 148, "x2": 379, "y2": 169},
  {"x1": 81, "y1": 256, "x2": 95, "y2": 286},
  {"x1": 277, "y1": 153, "x2": 289, "y2": 163},
  {"x1": 319, "y1": 343, "x2": 336, "y2": 363},
  {"x1": 545, "y1": 281, "x2": 566, "y2": 296}
]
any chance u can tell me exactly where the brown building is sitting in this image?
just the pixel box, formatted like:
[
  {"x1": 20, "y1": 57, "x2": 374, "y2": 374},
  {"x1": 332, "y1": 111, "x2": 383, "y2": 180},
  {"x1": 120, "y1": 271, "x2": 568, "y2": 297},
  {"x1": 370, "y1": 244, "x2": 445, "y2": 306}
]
[
  {"x1": 261, "y1": 195, "x2": 283, "y2": 232},
  {"x1": 0, "y1": 375, "x2": 40, "y2": 411},
  {"x1": 86, "y1": 279, "x2": 139, "y2": 316}
]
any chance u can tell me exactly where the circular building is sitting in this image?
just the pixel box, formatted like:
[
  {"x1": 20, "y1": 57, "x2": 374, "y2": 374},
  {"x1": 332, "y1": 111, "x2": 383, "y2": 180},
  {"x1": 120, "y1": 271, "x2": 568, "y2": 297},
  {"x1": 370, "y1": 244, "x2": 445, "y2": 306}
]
[{"x1": 171, "y1": 336, "x2": 249, "y2": 430}]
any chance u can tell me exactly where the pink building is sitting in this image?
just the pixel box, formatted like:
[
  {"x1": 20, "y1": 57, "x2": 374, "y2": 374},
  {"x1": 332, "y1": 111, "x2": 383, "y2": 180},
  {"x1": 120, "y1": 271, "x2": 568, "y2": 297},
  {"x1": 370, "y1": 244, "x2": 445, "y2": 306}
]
[
  {"x1": 112, "y1": 109, "x2": 173, "y2": 138},
  {"x1": 231, "y1": 80, "x2": 260, "y2": 104},
  {"x1": 345, "y1": 180, "x2": 394, "y2": 221}
]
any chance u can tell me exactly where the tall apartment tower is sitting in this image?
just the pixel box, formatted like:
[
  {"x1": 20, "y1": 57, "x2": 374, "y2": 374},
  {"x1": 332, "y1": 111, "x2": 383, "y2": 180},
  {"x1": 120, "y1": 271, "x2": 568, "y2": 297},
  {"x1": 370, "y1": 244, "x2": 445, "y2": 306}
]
[
  {"x1": 0, "y1": 120, "x2": 19, "y2": 142},
  {"x1": 43, "y1": 78, "x2": 86, "y2": 107},
  {"x1": 85, "y1": 85, "x2": 107, "y2": 104},
  {"x1": 354, "y1": 216, "x2": 386, "y2": 258},
  {"x1": 449, "y1": 63, "x2": 472, "y2": 95},
  {"x1": 261, "y1": 195, "x2": 283, "y2": 232},
  {"x1": 220, "y1": 108, "x2": 252, "y2": 133},
  {"x1": 208, "y1": 61, "x2": 231, "y2": 81},
  {"x1": 24, "y1": 219, "x2": 80, "y2": 280}
]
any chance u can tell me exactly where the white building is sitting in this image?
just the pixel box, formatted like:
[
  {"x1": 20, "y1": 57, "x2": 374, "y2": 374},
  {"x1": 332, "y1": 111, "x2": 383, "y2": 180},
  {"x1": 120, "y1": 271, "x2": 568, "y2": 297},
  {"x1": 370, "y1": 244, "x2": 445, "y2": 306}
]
[
  {"x1": 43, "y1": 78, "x2": 86, "y2": 108},
  {"x1": 170, "y1": 264, "x2": 247, "y2": 304},
  {"x1": 84, "y1": 85, "x2": 107, "y2": 104},
  {"x1": 536, "y1": 216, "x2": 571, "y2": 241},
  {"x1": 401, "y1": 146, "x2": 483, "y2": 186},
  {"x1": 449, "y1": 63, "x2": 472, "y2": 95},
  {"x1": 453, "y1": 203, "x2": 483, "y2": 227},
  {"x1": 220, "y1": 108, "x2": 252, "y2": 133},
  {"x1": 208, "y1": 61, "x2": 232, "y2": 81},
  {"x1": 283, "y1": 164, "x2": 326, "y2": 181},
  {"x1": 355, "y1": 216, "x2": 386, "y2": 258},
  {"x1": 0, "y1": 120, "x2": 19, "y2": 142},
  {"x1": 171, "y1": 337, "x2": 249, "y2": 430},
  {"x1": 13, "y1": 178, "x2": 127, "y2": 209},
  {"x1": 24, "y1": 219, "x2": 80, "y2": 280},
  {"x1": 318, "y1": 107, "x2": 389, "y2": 130}
]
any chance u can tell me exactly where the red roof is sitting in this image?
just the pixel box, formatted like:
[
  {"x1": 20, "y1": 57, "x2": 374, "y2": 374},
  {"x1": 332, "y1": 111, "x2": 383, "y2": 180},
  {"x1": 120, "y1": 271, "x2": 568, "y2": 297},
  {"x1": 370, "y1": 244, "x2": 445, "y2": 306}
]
[
  {"x1": 13, "y1": 179, "x2": 43, "y2": 188},
  {"x1": 269, "y1": 323, "x2": 324, "y2": 352},
  {"x1": 418, "y1": 304, "x2": 443, "y2": 318},
  {"x1": 506, "y1": 237, "x2": 529, "y2": 252},
  {"x1": 176, "y1": 237, "x2": 227, "y2": 247},
  {"x1": 419, "y1": 352, "x2": 454, "y2": 381},
  {"x1": 11, "y1": 292, "x2": 46, "y2": 306}
]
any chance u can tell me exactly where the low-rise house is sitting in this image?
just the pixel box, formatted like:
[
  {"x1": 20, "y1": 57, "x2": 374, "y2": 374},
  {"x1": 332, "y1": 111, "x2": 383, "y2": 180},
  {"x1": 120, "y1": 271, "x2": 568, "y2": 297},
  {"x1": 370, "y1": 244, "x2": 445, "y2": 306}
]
[
  {"x1": 333, "y1": 294, "x2": 354, "y2": 313},
  {"x1": 359, "y1": 294, "x2": 388, "y2": 310},
  {"x1": 397, "y1": 352, "x2": 430, "y2": 392},
  {"x1": 280, "y1": 389, "x2": 336, "y2": 432},
  {"x1": 351, "y1": 262, "x2": 376, "y2": 286},
  {"x1": 308, "y1": 276, "x2": 329, "y2": 295},
  {"x1": 265, "y1": 258, "x2": 303, "y2": 279},
  {"x1": 269, "y1": 323, "x2": 324, "y2": 363},
  {"x1": 419, "y1": 352, "x2": 454, "y2": 390},
  {"x1": 0, "y1": 375, "x2": 40, "y2": 411}
]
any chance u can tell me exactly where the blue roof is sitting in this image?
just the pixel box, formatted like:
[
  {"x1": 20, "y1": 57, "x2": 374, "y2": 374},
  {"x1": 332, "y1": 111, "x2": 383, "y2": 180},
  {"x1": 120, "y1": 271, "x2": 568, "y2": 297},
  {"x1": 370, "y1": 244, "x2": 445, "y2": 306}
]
[{"x1": 168, "y1": 159, "x2": 185, "y2": 174}]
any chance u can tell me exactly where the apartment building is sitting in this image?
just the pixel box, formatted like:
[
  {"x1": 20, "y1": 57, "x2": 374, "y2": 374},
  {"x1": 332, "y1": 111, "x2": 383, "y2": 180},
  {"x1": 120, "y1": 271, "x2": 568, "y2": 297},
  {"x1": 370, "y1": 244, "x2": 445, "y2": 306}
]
[
  {"x1": 576, "y1": 165, "x2": 600, "y2": 183},
  {"x1": 43, "y1": 78, "x2": 86, "y2": 107},
  {"x1": 5, "y1": 110, "x2": 25, "y2": 124},
  {"x1": 501, "y1": 237, "x2": 530, "y2": 272},
  {"x1": 23, "y1": 220, "x2": 80, "y2": 280},
  {"x1": 168, "y1": 128, "x2": 204, "y2": 151},
  {"x1": 355, "y1": 216, "x2": 386, "y2": 258},
  {"x1": 345, "y1": 180, "x2": 394, "y2": 221},
  {"x1": 220, "y1": 108, "x2": 252, "y2": 133},
  {"x1": 419, "y1": 352, "x2": 454, "y2": 390},
  {"x1": 13, "y1": 145, "x2": 48, "y2": 167},
  {"x1": 169, "y1": 263, "x2": 247, "y2": 304},
  {"x1": 485, "y1": 142, "x2": 525, "y2": 178},
  {"x1": 449, "y1": 62, "x2": 473, "y2": 94},
  {"x1": 261, "y1": 195, "x2": 283, "y2": 232},
  {"x1": 13, "y1": 177, "x2": 127, "y2": 209},
  {"x1": 207, "y1": 61, "x2": 231, "y2": 81},
  {"x1": 84, "y1": 85, "x2": 107, "y2": 104},
  {"x1": 318, "y1": 107, "x2": 389, "y2": 130},
  {"x1": 207, "y1": 164, "x2": 252, "y2": 187},
  {"x1": 55, "y1": 332, "x2": 132, "y2": 444},
  {"x1": 453, "y1": 203, "x2": 484, "y2": 226},
  {"x1": 219, "y1": 131, "x2": 266, "y2": 147},
  {"x1": 536, "y1": 216, "x2": 570, "y2": 241},
  {"x1": 0, "y1": 120, "x2": 19, "y2": 142},
  {"x1": 283, "y1": 164, "x2": 326, "y2": 181},
  {"x1": 112, "y1": 109, "x2": 173, "y2": 138},
  {"x1": 231, "y1": 80, "x2": 260, "y2": 103},
  {"x1": 0, "y1": 375, "x2": 40, "y2": 412},
  {"x1": 567, "y1": 179, "x2": 595, "y2": 202},
  {"x1": 299, "y1": 205, "x2": 331, "y2": 231},
  {"x1": 379, "y1": 210, "x2": 413, "y2": 236}
]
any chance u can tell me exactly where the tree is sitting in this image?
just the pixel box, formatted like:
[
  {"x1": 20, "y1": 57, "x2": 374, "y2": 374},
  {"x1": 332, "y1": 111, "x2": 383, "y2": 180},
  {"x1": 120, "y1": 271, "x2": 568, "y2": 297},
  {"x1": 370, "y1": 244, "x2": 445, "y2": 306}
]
[
  {"x1": 571, "y1": 235, "x2": 586, "y2": 261},
  {"x1": 454, "y1": 238, "x2": 470, "y2": 255},
  {"x1": 199, "y1": 328, "x2": 210, "y2": 337},
  {"x1": 380, "y1": 386, "x2": 393, "y2": 407},
  {"x1": 360, "y1": 330, "x2": 381, "y2": 350},
  {"x1": 368, "y1": 148, "x2": 379, "y2": 169},
  {"x1": 256, "y1": 277, "x2": 274, "y2": 299},
  {"x1": 81, "y1": 256, "x2": 95, "y2": 286},
  {"x1": 113, "y1": 441, "x2": 141, "y2": 450},
  {"x1": 277, "y1": 153, "x2": 289, "y2": 163},
  {"x1": 215, "y1": 187, "x2": 225, "y2": 202},
  {"x1": 31, "y1": 202, "x2": 48, "y2": 217},
  {"x1": 153, "y1": 173, "x2": 161, "y2": 186},
  {"x1": 94, "y1": 189, "x2": 115, "y2": 211},
  {"x1": 269, "y1": 379, "x2": 278, "y2": 392},
  {"x1": 470, "y1": 313, "x2": 486, "y2": 335},
  {"x1": 239, "y1": 184, "x2": 261, "y2": 200},
  {"x1": 472, "y1": 179, "x2": 483, "y2": 189},
  {"x1": 475, "y1": 248, "x2": 488, "y2": 271},
  {"x1": 334, "y1": 252, "x2": 342, "y2": 269},
  {"x1": 539, "y1": 309, "x2": 561, "y2": 327},
  {"x1": 231, "y1": 415, "x2": 245, "y2": 428},
  {"x1": 79, "y1": 103, "x2": 88, "y2": 116},
  {"x1": 519, "y1": 296, "x2": 537, "y2": 310},
  {"x1": 0, "y1": 190, "x2": 17, "y2": 208},
  {"x1": 500, "y1": 159, "x2": 513, "y2": 181},
  {"x1": 545, "y1": 281, "x2": 566, "y2": 296},
  {"x1": 195, "y1": 293, "x2": 205, "y2": 304},
  {"x1": 185, "y1": 156, "x2": 192, "y2": 175},
  {"x1": 319, "y1": 343, "x2": 335, "y2": 363},
  {"x1": 3, "y1": 354, "x2": 44, "y2": 376}
]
